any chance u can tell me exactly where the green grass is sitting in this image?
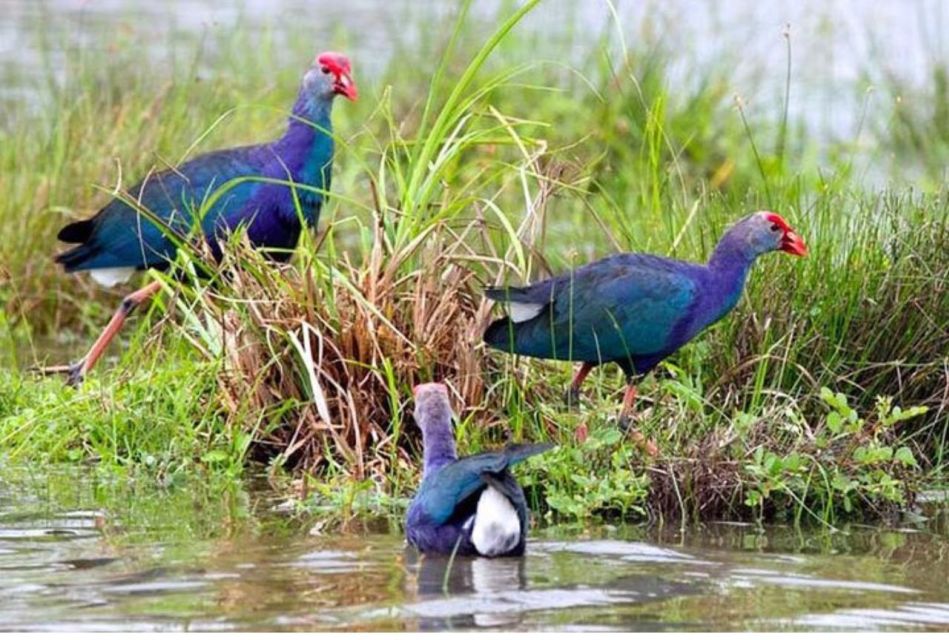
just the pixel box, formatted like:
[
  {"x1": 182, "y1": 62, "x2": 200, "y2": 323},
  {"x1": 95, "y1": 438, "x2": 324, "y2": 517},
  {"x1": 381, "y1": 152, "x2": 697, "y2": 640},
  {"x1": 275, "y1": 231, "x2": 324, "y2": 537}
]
[{"x1": 0, "y1": 2, "x2": 946, "y2": 527}]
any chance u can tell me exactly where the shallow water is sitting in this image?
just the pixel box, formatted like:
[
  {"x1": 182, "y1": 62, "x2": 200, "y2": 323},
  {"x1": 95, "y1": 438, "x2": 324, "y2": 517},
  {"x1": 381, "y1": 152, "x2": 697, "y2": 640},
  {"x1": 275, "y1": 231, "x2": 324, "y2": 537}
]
[{"x1": 1, "y1": 469, "x2": 947, "y2": 631}]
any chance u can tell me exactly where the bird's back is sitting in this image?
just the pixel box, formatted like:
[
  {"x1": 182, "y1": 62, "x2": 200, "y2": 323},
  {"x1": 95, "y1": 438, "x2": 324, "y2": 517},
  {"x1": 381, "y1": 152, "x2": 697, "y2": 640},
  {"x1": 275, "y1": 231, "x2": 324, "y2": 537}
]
[
  {"x1": 406, "y1": 443, "x2": 551, "y2": 557},
  {"x1": 55, "y1": 144, "x2": 269, "y2": 273},
  {"x1": 484, "y1": 252, "x2": 705, "y2": 369}
]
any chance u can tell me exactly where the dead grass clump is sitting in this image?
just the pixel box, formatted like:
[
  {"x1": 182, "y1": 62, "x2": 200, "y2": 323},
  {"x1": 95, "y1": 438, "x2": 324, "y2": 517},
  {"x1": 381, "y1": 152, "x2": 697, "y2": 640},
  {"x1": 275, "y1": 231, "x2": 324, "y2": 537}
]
[{"x1": 187, "y1": 218, "x2": 497, "y2": 478}]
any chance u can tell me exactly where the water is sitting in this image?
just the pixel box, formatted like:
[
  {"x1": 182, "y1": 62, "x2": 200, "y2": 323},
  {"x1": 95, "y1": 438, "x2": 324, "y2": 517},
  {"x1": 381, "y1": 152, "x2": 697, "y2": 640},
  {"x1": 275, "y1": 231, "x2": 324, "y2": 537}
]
[
  {"x1": 2, "y1": 1, "x2": 948, "y2": 630},
  {"x1": 1, "y1": 469, "x2": 947, "y2": 631},
  {"x1": 2, "y1": 0, "x2": 947, "y2": 142}
]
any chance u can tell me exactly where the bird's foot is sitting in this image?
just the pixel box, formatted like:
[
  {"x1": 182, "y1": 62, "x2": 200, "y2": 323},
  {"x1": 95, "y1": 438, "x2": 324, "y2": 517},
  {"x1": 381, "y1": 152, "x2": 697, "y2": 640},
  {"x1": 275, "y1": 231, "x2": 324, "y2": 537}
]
[
  {"x1": 32, "y1": 360, "x2": 86, "y2": 388},
  {"x1": 618, "y1": 414, "x2": 660, "y2": 457},
  {"x1": 65, "y1": 361, "x2": 86, "y2": 387},
  {"x1": 564, "y1": 387, "x2": 583, "y2": 409}
]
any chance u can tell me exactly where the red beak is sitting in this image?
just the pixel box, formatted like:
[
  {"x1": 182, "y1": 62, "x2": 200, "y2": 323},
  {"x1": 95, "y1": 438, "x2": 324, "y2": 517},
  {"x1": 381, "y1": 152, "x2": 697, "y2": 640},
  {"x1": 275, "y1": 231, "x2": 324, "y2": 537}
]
[
  {"x1": 764, "y1": 213, "x2": 808, "y2": 257},
  {"x1": 780, "y1": 229, "x2": 808, "y2": 256},
  {"x1": 334, "y1": 72, "x2": 358, "y2": 101}
]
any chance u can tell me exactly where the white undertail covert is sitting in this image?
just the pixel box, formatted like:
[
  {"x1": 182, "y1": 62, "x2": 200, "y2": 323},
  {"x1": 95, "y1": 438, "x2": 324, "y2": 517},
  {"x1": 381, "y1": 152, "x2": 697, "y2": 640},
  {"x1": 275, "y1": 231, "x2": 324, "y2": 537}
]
[{"x1": 471, "y1": 486, "x2": 520, "y2": 557}]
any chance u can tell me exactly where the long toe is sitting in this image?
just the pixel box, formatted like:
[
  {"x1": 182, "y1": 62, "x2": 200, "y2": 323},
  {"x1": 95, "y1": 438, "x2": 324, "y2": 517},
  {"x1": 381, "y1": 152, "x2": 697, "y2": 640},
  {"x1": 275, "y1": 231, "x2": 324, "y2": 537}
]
[
  {"x1": 618, "y1": 415, "x2": 659, "y2": 457},
  {"x1": 32, "y1": 363, "x2": 73, "y2": 376},
  {"x1": 65, "y1": 361, "x2": 86, "y2": 388}
]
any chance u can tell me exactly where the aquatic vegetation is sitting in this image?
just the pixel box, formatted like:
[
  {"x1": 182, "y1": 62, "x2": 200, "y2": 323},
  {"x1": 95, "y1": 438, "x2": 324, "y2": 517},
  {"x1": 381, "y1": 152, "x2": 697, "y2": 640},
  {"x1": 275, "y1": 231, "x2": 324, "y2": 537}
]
[
  {"x1": 0, "y1": 2, "x2": 946, "y2": 527},
  {"x1": 742, "y1": 388, "x2": 928, "y2": 525}
]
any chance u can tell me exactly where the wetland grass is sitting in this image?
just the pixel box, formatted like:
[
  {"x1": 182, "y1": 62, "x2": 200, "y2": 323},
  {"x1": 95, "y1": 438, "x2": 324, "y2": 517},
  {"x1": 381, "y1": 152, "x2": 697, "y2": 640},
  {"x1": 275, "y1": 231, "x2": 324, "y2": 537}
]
[{"x1": 0, "y1": 2, "x2": 945, "y2": 525}]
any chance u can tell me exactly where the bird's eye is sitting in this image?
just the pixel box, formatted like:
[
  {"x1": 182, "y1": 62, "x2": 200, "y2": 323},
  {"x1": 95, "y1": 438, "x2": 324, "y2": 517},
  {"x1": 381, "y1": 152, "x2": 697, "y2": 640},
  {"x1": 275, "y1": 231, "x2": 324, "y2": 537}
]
[
  {"x1": 320, "y1": 65, "x2": 330, "y2": 74},
  {"x1": 770, "y1": 223, "x2": 781, "y2": 231}
]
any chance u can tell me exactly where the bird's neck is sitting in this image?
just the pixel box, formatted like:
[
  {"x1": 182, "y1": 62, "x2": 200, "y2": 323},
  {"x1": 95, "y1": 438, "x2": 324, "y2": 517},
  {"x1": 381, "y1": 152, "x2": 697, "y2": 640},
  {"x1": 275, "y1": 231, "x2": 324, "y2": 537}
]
[
  {"x1": 704, "y1": 232, "x2": 756, "y2": 319},
  {"x1": 422, "y1": 421, "x2": 457, "y2": 478},
  {"x1": 269, "y1": 95, "x2": 335, "y2": 203}
]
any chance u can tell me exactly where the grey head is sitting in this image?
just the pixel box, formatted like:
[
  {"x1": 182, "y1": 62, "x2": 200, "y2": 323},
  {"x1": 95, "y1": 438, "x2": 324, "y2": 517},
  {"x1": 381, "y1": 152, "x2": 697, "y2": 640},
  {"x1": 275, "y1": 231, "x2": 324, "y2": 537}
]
[{"x1": 413, "y1": 382, "x2": 457, "y2": 476}]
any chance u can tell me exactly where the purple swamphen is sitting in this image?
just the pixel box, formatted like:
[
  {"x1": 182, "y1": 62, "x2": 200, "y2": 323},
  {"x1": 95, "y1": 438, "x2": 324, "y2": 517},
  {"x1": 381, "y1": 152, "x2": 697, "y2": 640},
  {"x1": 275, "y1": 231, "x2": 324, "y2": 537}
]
[
  {"x1": 405, "y1": 383, "x2": 552, "y2": 557},
  {"x1": 483, "y1": 211, "x2": 808, "y2": 453},
  {"x1": 46, "y1": 52, "x2": 357, "y2": 386}
]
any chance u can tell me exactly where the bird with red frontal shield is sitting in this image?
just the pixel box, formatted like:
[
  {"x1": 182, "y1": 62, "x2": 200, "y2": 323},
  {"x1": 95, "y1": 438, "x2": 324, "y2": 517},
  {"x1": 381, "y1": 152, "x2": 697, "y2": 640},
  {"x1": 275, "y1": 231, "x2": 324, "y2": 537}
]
[
  {"x1": 45, "y1": 52, "x2": 357, "y2": 386},
  {"x1": 483, "y1": 211, "x2": 808, "y2": 454}
]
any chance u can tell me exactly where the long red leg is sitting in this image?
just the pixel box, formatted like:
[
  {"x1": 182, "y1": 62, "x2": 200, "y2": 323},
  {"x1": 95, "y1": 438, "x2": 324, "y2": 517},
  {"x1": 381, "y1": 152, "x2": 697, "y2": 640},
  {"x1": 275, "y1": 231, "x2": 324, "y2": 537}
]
[
  {"x1": 621, "y1": 383, "x2": 638, "y2": 415},
  {"x1": 565, "y1": 362, "x2": 594, "y2": 410},
  {"x1": 620, "y1": 381, "x2": 659, "y2": 457},
  {"x1": 570, "y1": 362, "x2": 594, "y2": 394},
  {"x1": 50, "y1": 281, "x2": 163, "y2": 387}
]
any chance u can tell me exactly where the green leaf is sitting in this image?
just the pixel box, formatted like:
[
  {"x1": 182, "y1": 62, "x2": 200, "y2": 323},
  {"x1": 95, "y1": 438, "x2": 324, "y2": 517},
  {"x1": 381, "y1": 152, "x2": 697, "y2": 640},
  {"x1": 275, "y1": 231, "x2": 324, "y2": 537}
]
[
  {"x1": 764, "y1": 453, "x2": 783, "y2": 475},
  {"x1": 598, "y1": 428, "x2": 622, "y2": 446},
  {"x1": 826, "y1": 411, "x2": 843, "y2": 433},
  {"x1": 831, "y1": 472, "x2": 855, "y2": 492},
  {"x1": 783, "y1": 453, "x2": 805, "y2": 473},
  {"x1": 201, "y1": 449, "x2": 229, "y2": 464},
  {"x1": 894, "y1": 446, "x2": 918, "y2": 467}
]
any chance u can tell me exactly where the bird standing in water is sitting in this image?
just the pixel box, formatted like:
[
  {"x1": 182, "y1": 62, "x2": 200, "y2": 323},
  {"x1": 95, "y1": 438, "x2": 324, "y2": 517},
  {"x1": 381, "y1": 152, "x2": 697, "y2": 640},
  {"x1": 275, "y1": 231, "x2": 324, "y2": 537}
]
[
  {"x1": 483, "y1": 211, "x2": 808, "y2": 453},
  {"x1": 405, "y1": 383, "x2": 552, "y2": 557},
  {"x1": 47, "y1": 52, "x2": 357, "y2": 385}
]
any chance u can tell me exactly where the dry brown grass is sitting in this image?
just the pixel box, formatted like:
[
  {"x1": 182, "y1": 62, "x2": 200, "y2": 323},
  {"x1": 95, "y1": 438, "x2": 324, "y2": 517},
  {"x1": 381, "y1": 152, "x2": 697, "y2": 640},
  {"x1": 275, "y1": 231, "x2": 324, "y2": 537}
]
[{"x1": 184, "y1": 215, "x2": 507, "y2": 477}]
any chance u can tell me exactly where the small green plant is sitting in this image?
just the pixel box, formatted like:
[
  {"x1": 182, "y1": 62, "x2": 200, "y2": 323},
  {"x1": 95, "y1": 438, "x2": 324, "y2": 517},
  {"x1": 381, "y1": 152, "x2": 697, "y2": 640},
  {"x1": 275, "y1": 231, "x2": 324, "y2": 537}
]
[
  {"x1": 523, "y1": 426, "x2": 650, "y2": 522},
  {"x1": 294, "y1": 473, "x2": 408, "y2": 529},
  {"x1": 743, "y1": 387, "x2": 927, "y2": 524}
]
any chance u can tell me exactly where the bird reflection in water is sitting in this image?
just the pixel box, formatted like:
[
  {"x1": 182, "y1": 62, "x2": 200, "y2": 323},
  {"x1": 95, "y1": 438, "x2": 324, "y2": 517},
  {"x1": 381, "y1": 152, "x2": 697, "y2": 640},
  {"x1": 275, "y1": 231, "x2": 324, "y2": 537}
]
[{"x1": 404, "y1": 547, "x2": 527, "y2": 630}]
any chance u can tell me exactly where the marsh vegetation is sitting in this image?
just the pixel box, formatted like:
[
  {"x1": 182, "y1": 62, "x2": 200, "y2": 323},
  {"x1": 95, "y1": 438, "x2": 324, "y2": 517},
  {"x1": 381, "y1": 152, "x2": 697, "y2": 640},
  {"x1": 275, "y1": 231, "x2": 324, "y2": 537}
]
[{"x1": 0, "y1": 0, "x2": 946, "y2": 528}]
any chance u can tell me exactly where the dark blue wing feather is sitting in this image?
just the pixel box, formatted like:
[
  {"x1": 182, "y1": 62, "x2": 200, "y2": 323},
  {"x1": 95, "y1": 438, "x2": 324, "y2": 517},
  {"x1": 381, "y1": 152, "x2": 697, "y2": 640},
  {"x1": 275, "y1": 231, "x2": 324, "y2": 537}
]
[
  {"x1": 56, "y1": 145, "x2": 266, "y2": 272},
  {"x1": 485, "y1": 254, "x2": 702, "y2": 366},
  {"x1": 411, "y1": 443, "x2": 552, "y2": 525}
]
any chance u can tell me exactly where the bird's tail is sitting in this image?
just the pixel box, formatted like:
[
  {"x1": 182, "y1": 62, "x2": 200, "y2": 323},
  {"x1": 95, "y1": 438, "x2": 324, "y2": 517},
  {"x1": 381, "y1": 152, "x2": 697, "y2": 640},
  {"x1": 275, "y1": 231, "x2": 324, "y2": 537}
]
[
  {"x1": 54, "y1": 243, "x2": 97, "y2": 272},
  {"x1": 484, "y1": 285, "x2": 533, "y2": 303},
  {"x1": 483, "y1": 315, "x2": 515, "y2": 350},
  {"x1": 483, "y1": 286, "x2": 506, "y2": 302},
  {"x1": 54, "y1": 219, "x2": 99, "y2": 272},
  {"x1": 504, "y1": 442, "x2": 555, "y2": 467},
  {"x1": 57, "y1": 219, "x2": 95, "y2": 244},
  {"x1": 483, "y1": 285, "x2": 547, "y2": 351}
]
